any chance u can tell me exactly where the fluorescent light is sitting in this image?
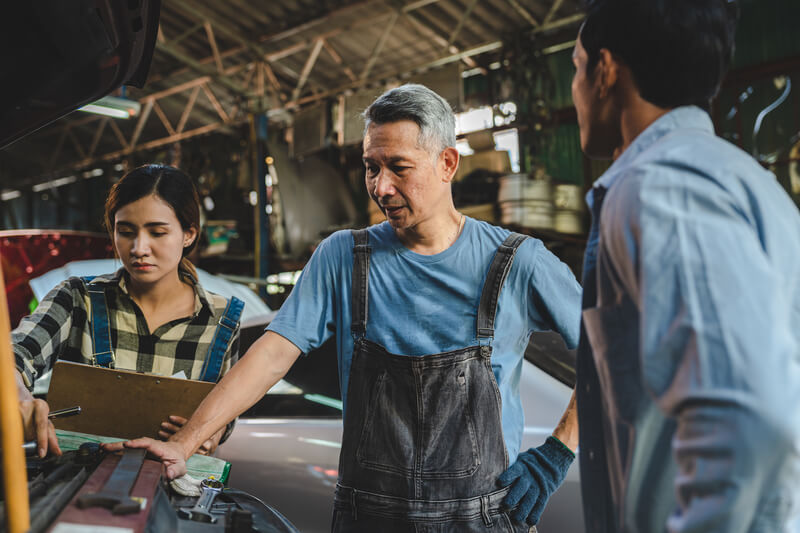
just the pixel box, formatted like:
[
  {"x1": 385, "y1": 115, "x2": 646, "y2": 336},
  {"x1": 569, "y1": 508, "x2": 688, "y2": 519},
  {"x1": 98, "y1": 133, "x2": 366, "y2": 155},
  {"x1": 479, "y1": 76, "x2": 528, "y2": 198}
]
[
  {"x1": 1, "y1": 190, "x2": 21, "y2": 201},
  {"x1": 79, "y1": 104, "x2": 130, "y2": 119},
  {"x1": 32, "y1": 175, "x2": 77, "y2": 192},
  {"x1": 84, "y1": 168, "x2": 104, "y2": 178},
  {"x1": 78, "y1": 95, "x2": 141, "y2": 119}
]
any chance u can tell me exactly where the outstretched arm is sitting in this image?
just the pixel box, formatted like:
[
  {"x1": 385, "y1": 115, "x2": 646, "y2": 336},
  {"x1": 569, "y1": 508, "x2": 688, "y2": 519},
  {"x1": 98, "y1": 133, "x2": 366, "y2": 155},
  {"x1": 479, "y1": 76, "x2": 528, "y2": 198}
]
[{"x1": 112, "y1": 331, "x2": 301, "y2": 478}]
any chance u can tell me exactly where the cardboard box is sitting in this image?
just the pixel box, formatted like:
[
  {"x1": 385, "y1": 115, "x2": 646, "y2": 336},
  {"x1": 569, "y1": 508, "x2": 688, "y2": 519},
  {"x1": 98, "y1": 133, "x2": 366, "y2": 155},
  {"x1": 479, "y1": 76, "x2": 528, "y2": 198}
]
[{"x1": 455, "y1": 150, "x2": 511, "y2": 181}]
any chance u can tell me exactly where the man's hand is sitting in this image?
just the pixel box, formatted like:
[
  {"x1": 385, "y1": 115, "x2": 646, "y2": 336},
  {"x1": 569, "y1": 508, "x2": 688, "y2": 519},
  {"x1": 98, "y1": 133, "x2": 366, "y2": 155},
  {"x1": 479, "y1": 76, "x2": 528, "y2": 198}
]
[
  {"x1": 103, "y1": 438, "x2": 189, "y2": 480},
  {"x1": 19, "y1": 398, "x2": 61, "y2": 458},
  {"x1": 159, "y1": 415, "x2": 223, "y2": 455},
  {"x1": 497, "y1": 436, "x2": 575, "y2": 525}
]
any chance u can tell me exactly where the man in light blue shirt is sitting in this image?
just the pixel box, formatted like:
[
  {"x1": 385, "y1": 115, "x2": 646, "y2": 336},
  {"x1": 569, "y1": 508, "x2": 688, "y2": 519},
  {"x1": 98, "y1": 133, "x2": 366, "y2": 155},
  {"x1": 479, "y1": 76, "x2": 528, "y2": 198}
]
[{"x1": 572, "y1": 1, "x2": 800, "y2": 532}]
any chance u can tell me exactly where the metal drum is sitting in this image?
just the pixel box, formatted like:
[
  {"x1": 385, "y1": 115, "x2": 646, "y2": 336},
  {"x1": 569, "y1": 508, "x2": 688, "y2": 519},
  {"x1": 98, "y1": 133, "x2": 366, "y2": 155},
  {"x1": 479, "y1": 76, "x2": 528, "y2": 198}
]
[
  {"x1": 498, "y1": 173, "x2": 554, "y2": 229},
  {"x1": 553, "y1": 184, "x2": 585, "y2": 234}
]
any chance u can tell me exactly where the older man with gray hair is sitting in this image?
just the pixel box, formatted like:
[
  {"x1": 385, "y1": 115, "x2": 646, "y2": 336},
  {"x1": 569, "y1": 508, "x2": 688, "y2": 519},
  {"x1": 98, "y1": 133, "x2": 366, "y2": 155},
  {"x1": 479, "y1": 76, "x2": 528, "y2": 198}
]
[{"x1": 117, "y1": 84, "x2": 583, "y2": 532}]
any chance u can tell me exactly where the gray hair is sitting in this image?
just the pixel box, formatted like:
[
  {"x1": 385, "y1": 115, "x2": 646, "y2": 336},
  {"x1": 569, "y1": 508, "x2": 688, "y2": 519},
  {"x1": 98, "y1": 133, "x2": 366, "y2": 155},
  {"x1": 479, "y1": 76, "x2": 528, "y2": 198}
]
[{"x1": 363, "y1": 84, "x2": 456, "y2": 154}]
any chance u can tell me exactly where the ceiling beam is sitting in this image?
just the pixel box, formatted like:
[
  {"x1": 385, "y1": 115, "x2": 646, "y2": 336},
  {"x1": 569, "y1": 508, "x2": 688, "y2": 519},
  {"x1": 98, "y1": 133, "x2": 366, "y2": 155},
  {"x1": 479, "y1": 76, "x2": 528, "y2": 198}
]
[
  {"x1": 258, "y1": 0, "x2": 382, "y2": 44},
  {"x1": 203, "y1": 21, "x2": 225, "y2": 73},
  {"x1": 170, "y1": 21, "x2": 204, "y2": 46},
  {"x1": 87, "y1": 118, "x2": 109, "y2": 158},
  {"x1": 322, "y1": 39, "x2": 357, "y2": 82},
  {"x1": 151, "y1": 0, "x2": 445, "y2": 91},
  {"x1": 156, "y1": 40, "x2": 248, "y2": 97},
  {"x1": 169, "y1": 0, "x2": 298, "y2": 93},
  {"x1": 505, "y1": 0, "x2": 540, "y2": 28},
  {"x1": 152, "y1": 100, "x2": 176, "y2": 136},
  {"x1": 292, "y1": 38, "x2": 325, "y2": 102},
  {"x1": 402, "y1": 6, "x2": 478, "y2": 68},
  {"x1": 201, "y1": 83, "x2": 231, "y2": 123},
  {"x1": 446, "y1": 0, "x2": 480, "y2": 48},
  {"x1": 543, "y1": 0, "x2": 566, "y2": 25},
  {"x1": 176, "y1": 86, "x2": 201, "y2": 134},
  {"x1": 129, "y1": 98, "x2": 155, "y2": 149},
  {"x1": 47, "y1": 129, "x2": 68, "y2": 172},
  {"x1": 360, "y1": 12, "x2": 400, "y2": 81},
  {"x1": 66, "y1": 129, "x2": 86, "y2": 160},
  {"x1": 288, "y1": 13, "x2": 584, "y2": 109}
]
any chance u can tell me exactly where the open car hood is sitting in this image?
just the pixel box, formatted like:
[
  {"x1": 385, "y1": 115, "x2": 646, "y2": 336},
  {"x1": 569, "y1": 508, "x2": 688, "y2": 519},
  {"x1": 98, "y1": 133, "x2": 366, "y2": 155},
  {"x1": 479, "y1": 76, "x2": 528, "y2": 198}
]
[{"x1": 0, "y1": 0, "x2": 161, "y2": 148}]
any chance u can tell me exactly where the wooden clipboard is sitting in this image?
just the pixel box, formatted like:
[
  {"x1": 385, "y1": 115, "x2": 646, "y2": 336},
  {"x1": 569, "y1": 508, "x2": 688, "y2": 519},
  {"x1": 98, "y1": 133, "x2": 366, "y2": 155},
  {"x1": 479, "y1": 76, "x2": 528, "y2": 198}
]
[{"x1": 46, "y1": 361, "x2": 215, "y2": 440}]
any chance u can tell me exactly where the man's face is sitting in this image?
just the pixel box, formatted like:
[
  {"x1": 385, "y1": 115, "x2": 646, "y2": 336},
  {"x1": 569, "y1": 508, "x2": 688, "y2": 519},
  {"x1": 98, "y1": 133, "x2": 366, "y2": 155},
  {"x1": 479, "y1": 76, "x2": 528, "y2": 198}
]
[
  {"x1": 571, "y1": 35, "x2": 622, "y2": 159},
  {"x1": 363, "y1": 120, "x2": 453, "y2": 230}
]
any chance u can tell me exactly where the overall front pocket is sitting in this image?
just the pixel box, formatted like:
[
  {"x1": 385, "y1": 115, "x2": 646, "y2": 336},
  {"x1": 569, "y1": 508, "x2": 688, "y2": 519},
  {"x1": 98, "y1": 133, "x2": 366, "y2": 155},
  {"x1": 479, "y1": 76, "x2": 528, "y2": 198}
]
[{"x1": 356, "y1": 361, "x2": 481, "y2": 479}]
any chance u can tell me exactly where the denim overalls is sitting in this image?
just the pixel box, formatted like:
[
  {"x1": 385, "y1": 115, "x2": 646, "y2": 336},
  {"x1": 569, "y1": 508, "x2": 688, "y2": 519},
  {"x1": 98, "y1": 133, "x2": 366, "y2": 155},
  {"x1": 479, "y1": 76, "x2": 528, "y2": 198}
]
[
  {"x1": 332, "y1": 229, "x2": 533, "y2": 532},
  {"x1": 82, "y1": 276, "x2": 243, "y2": 382}
]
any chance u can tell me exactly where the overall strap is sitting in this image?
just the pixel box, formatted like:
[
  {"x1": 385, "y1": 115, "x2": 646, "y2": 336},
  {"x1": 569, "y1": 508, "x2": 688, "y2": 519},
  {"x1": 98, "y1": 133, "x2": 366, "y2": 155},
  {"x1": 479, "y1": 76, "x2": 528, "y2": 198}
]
[
  {"x1": 476, "y1": 233, "x2": 528, "y2": 339},
  {"x1": 82, "y1": 276, "x2": 114, "y2": 367},
  {"x1": 350, "y1": 229, "x2": 371, "y2": 337},
  {"x1": 199, "y1": 296, "x2": 244, "y2": 383}
]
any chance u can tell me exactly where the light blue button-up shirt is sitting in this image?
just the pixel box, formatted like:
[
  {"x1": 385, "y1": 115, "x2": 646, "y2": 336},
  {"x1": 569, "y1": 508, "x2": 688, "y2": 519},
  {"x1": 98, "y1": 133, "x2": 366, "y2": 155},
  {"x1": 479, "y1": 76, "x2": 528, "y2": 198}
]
[{"x1": 578, "y1": 106, "x2": 800, "y2": 533}]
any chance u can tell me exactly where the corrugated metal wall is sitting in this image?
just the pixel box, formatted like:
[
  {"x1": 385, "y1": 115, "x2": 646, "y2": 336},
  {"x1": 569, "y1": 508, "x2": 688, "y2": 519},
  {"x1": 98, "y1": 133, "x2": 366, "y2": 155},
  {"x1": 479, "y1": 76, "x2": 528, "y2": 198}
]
[{"x1": 733, "y1": 0, "x2": 800, "y2": 69}]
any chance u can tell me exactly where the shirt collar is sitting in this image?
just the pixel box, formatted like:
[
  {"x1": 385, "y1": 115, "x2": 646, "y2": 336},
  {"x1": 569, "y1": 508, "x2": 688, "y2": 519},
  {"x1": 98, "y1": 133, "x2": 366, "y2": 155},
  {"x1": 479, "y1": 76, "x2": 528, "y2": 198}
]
[
  {"x1": 113, "y1": 266, "x2": 213, "y2": 316},
  {"x1": 593, "y1": 105, "x2": 714, "y2": 192}
]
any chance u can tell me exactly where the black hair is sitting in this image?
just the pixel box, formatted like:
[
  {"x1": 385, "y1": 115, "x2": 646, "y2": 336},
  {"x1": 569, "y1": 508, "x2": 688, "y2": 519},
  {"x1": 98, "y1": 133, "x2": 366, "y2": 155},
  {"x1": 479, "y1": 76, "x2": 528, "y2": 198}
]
[
  {"x1": 104, "y1": 164, "x2": 200, "y2": 277},
  {"x1": 580, "y1": 0, "x2": 739, "y2": 110}
]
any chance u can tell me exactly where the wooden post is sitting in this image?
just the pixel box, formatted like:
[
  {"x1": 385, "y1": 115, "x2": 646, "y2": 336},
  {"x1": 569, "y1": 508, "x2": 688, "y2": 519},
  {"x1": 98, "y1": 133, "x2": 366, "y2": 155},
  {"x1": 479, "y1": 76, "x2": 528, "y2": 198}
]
[{"x1": 0, "y1": 263, "x2": 30, "y2": 532}]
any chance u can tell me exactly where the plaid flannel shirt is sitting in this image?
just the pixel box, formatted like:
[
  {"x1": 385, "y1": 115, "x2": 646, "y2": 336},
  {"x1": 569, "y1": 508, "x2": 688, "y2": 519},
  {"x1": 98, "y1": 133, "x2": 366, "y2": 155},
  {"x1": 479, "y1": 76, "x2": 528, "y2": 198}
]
[{"x1": 13, "y1": 268, "x2": 240, "y2": 389}]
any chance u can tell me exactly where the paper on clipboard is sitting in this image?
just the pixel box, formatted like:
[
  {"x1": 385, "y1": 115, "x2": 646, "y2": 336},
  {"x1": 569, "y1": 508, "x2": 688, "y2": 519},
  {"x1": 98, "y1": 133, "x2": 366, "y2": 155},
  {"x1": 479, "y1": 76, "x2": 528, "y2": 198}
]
[{"x1": 46, "y1": 361, "x2": 215, "y2": 440}]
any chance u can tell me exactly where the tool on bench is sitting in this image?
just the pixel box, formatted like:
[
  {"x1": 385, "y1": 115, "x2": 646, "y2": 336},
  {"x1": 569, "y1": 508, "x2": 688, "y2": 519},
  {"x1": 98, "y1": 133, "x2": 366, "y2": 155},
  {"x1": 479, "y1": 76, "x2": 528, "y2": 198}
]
[
  {"x1": 76, "y1": 448, "x2": 146, "y2": 515},
  {"x1": 49, "y1": 405, "x2": 81, "y2": 419},
  {"x1": 178, "y1": 477, "x2": 224, "y2": 523},
  {"x1": 20, "y1": 406, "x2": 82, "y2": 456}
]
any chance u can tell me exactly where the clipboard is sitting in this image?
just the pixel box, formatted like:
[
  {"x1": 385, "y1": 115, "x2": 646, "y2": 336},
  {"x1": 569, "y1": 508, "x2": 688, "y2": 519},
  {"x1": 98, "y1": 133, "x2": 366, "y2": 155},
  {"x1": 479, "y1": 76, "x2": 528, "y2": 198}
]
[{"x1": 46, "y1": 361, "x2": 215, "y2": 440}]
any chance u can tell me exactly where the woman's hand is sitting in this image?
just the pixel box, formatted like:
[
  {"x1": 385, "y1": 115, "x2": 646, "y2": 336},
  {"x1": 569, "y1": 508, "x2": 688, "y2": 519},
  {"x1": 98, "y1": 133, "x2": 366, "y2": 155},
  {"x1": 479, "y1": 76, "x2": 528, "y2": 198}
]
[
  {"x1": 159, "y1": 415, "x2": 223, "y2": 455},
  {"x1": 20, "y1": 398, "x2": 61, "y2": 458}
]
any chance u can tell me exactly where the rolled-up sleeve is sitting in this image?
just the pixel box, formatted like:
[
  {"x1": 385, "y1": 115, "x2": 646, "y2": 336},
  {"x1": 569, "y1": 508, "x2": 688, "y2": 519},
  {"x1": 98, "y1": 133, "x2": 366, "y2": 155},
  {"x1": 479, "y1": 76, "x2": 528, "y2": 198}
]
[
  {"x1": 529, "y1": 240, "x2": 583, "y2": 349},
  {"x1": 12, "y1": 280, "x2": 77, "y2": 389},
  {"x1": 631, "y1": 171, "x2": 799, "y2": 533}
]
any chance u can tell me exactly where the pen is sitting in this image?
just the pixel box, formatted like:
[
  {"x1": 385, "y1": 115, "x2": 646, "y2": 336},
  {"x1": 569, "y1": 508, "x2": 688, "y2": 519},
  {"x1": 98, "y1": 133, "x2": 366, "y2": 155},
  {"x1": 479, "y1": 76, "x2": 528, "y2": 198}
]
[{"x1": 48, "y1": 406, "x2": 81, "y2": 419}]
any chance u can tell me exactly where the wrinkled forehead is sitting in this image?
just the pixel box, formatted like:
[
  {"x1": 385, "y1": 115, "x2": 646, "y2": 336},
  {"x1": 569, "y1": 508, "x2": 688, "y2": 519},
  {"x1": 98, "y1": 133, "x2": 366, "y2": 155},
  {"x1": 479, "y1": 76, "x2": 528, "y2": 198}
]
[{"x1": 363, "y1": 120, "x2": 437, "y2": 159}]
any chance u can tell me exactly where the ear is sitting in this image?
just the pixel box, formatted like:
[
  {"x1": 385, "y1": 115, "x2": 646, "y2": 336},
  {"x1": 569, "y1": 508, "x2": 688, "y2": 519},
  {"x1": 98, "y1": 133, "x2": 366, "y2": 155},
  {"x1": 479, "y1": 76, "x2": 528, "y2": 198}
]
[
  {"x1": 183, "y1": 226, "x2": 198, "y2": 248},
  {"x1": 596, "y1": 48, "x2": 620, "y2": 98},
  {"x1": 439, "y1": 147, "x2": 460, "y2": 183}
]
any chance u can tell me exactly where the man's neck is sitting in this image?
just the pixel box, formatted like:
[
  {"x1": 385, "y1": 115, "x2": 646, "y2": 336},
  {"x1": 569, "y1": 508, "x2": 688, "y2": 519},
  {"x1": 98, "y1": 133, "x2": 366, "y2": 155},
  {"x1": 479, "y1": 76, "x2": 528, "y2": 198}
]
[
  {"x1": 618, "y1": 98, "x2": 672, "y2": 154},
  {"x1": 395, "y1": 207, "x2": 463, "y2": 256}
]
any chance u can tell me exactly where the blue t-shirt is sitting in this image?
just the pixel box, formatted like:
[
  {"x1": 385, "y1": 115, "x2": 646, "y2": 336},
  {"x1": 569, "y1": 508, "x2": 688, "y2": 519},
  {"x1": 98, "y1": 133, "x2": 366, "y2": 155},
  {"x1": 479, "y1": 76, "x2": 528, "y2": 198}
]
[{"x1": 267, "y1": 217, "x2": 582, "y2": 460}]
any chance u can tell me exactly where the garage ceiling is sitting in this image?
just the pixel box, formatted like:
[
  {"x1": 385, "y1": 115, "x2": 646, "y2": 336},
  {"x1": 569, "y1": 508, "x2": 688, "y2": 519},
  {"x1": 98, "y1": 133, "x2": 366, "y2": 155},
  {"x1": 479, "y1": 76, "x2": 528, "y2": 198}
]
[{"x1": 1, "y1": 0, "x2": 583, "y2": 188}]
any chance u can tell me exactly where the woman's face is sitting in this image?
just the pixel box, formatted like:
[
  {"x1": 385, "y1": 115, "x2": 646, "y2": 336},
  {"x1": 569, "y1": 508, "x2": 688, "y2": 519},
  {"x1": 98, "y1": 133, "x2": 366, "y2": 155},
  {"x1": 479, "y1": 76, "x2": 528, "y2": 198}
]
[{"x1": 113, "y1": 194, "x2": 196, "y2": 288}]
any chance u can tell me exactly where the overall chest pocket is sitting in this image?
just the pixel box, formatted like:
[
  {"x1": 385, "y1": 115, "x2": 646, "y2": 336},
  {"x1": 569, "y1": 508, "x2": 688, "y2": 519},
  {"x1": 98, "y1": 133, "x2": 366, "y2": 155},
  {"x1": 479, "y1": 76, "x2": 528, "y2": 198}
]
[{"x1": 356, "y1": 360, "x2": 481, "y2": 479}]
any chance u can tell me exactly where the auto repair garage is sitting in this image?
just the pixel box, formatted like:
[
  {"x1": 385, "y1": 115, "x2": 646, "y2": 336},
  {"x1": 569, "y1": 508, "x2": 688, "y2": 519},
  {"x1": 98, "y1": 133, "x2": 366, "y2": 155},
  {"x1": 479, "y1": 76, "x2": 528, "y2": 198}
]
[{"x1": 1, "y1": 1, "x2": 799, "y2": 532}]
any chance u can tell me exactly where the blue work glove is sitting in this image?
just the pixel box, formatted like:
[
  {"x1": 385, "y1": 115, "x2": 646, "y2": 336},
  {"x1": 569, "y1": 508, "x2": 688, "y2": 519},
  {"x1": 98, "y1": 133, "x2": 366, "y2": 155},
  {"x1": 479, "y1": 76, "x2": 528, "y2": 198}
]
[{"x1": 497, "y1": 436, "x2": 575, "y2": 525}]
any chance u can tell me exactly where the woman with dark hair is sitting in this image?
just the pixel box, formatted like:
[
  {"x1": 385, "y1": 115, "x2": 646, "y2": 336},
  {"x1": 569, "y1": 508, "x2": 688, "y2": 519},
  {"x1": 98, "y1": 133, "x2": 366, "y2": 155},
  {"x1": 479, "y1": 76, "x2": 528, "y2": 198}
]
[{"x1": 13, "y1": 164, "x2": 243, "y2": 459}]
